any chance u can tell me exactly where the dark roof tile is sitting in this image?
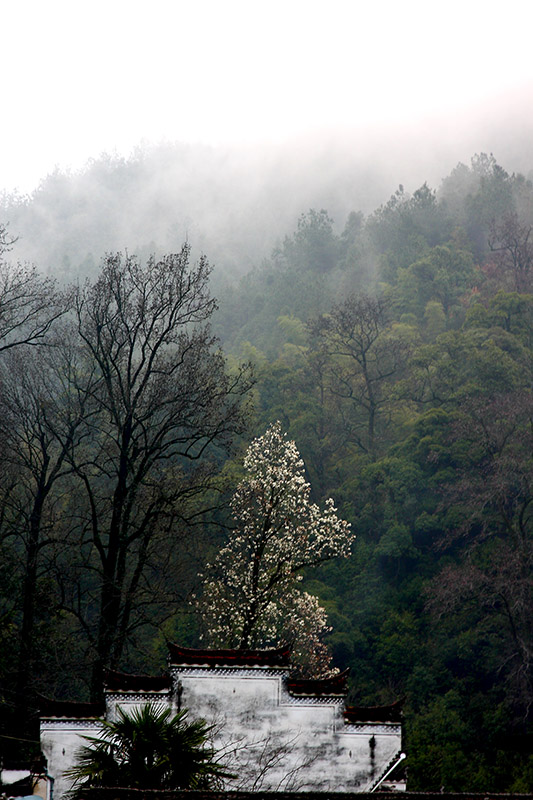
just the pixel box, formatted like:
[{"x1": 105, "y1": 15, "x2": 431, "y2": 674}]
[
  {"x1": 168, "y1": 644, "x2": 290, "y2": 668},
  {"x1": 344, "y1": 699, "x2": 404, "y2": 723},
  {"x1": 287, "y1": 668, "x2": 350, "y2": 696},
  {"x1": 38, "y1": 697, "x2": 105, "y2": 720},
  {"x1": 103, "y1": 669, "x2": 172, "y2": 693}
]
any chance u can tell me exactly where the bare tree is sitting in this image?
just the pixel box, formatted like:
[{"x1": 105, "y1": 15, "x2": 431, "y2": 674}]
[
  {"x1": 220, "y1": 728, "x2": 319, "y2": 791},
  {"x1": 0, "y1": 223, "x2": 67, "y2": 351},
  {"x1": 309, "y1": 293, "x2": 410, "y2": 459},
  {"x1": 488, "y1": 213, "x2": 533, "y2": 293},
  {"x1": 61, "y1": 247, "x2": 252, "y2": 697}
]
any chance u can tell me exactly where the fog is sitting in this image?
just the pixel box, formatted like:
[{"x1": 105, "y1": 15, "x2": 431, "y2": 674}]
[
  {"x1": 3, "y1": 0, "x2": 532, "y2": 188},
  {"x1": 2, "y1": 81, "x2": 533, "y2": 286},
  {"x1": 2, "y1": 0, "x2": 532, "y2": 282}
]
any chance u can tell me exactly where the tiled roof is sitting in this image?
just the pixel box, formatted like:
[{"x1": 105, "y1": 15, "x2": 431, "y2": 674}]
[
  {"x1": 168, "y1": 644, "x2": 291, "y2": 668},
  {"x1": 344, "y1": 699, "x2": 404, "y2": 723},
  {"x1": 103, "y1": 669, "x2": 172, "y2": 693},
  {"x1": 287, "y1": 668, "x2": 350, "y2": 696},
  {"x1": 38, "y1": 697, "x2": 105, "y2": 719}
]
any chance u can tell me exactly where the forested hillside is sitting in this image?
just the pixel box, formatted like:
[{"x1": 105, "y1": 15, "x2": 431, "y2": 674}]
[{"x1": 2, "y1": 152, "x2": 533, "y2": 791}]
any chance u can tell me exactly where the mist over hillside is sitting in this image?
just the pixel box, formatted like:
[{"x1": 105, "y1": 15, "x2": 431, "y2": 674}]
[
  {"x1": 4, "y1": 0, "x2": 533, "y2": 789},
  {"x1": 2, "y1": 139, "x2": 395, "y2": 280},
  {"x1": 3, "y1": 85, "x2": 533, "y2": 792},
  {"x1": 3, "y1": 94, "x2": 533, "y2": 288}
]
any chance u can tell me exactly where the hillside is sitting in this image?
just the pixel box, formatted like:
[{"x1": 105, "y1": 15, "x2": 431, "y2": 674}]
[{"x1": 1, "y1": 150, "x2": 533, "y2": 791}]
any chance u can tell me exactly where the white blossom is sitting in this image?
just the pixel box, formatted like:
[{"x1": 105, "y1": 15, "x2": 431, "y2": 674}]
[{"x1": 196, "y1": 422, "x2": 354, "y2": 677}]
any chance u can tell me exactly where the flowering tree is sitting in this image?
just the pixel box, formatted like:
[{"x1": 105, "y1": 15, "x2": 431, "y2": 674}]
[{"x1": 197, "y1": 422, "x2": 353, "y2": 676}]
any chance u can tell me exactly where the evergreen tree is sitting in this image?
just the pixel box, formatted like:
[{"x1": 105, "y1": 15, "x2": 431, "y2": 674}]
[{"x1": 66, "y1": 704, "x2": 230, "y2": 793}]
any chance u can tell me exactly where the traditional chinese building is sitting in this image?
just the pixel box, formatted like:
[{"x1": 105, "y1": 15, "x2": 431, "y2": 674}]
[{"x1": 40, "y1": 645, "x2": 404, "y2": 798}]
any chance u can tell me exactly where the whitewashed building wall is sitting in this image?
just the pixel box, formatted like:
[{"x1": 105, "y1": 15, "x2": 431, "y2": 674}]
[{"x1": 40, "y1": 646, "x2": 404, "y2": 797}]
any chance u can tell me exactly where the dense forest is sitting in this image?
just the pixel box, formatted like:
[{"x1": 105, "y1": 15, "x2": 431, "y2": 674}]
[{"x1": 1, "y1": 150, "x2": 533, "y2": 791}]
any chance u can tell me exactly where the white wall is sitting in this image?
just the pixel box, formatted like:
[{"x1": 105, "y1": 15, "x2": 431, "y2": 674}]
[
  {"x1": 41, "y1": 667, "x2": 402, "y2": 796},
  {"x1": 173, "y1": 666, "x2": 402, "y2": 792},
  {"x1": 40, "y1": 720, "x2": 103, "y2": 800}
]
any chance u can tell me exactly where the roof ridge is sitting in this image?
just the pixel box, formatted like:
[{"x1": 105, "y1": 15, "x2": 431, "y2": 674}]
[{"x1": 168, "y1": 643, "x2": 291, "y2": 668}]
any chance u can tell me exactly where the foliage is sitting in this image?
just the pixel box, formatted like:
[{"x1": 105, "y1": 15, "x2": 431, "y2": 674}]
[
  {"x1": 66, "y1": 704, "x2": 230, "y2": 794},
  {"x1": 4, "y1": 151, "x2": 533, "y2": 790},
  {"x1": 309, "y1": 293, "x2": 413, "y2": 458},
  {"x1": 393, "y1": 242, "x2": 476, "y2": 326},
  {"x1": 275, "y1": 209, "x2": 339, "y2": 273},
  {"x1": 428, "y1": 390, "x2": 533, "y2": 715}
]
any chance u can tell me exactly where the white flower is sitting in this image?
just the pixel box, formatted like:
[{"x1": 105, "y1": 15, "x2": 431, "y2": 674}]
[{"x1": 195, "y1": 422, "x2": 354, "y2": 676}]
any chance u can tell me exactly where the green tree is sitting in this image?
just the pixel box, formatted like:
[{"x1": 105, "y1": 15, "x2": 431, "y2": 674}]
[
  {"x1": 66, "y1": 704, "x2": 230, "y2": 794},
  {"x1": 394, "y1": 243, "x2": 476, "y2": 326},
  {"x1": 465, "y1": 291, "x2": 533, "y2": 347},
  {"x1": 429, "y1": 390, "x2": 533, "y2": 716},
  {"x1": 367, "y1": 183, "x2": 450, "y2": 282},
  {"x1": 276, "y1": 209, "x2": 339, "y2": 273},
  {"x1": 439, "y1": 154, "x2": 516, "y2": 260}
]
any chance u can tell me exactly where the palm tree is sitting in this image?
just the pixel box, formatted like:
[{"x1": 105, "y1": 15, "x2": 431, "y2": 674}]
[{"x1": 66, "y1": 704, "x2": 231, "y2": 795}]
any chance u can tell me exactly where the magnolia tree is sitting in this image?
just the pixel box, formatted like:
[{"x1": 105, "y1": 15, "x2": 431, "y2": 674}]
[{"x1": 196, "y1": 422, "x2": 353, "y2": 677}]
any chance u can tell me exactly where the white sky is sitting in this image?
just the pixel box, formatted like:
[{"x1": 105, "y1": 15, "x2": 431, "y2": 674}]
[{"x1": 2, "y1": 0, "x2": 533, "y2": 194}]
